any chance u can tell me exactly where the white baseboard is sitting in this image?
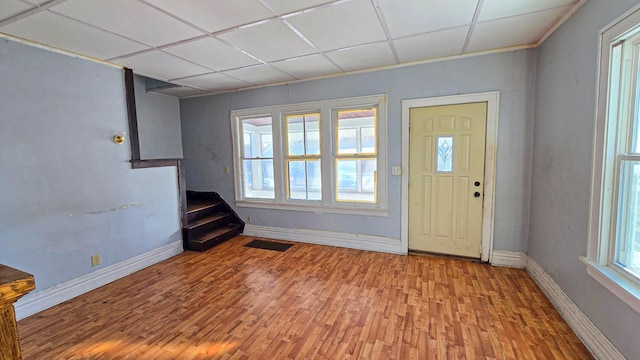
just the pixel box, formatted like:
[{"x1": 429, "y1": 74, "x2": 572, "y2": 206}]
[
  {"x1": 15, "y1": 241, "x2": 183, "y2": 320},
  {"x1": 526, "y1": 256, "x2": 625, "y2": 360},
  {"x1": 490, "y1": 250, "x2": 527, "y2": 268},
  {"x1": 243, "y1": 225, "x2": 405, "y2": 254}
]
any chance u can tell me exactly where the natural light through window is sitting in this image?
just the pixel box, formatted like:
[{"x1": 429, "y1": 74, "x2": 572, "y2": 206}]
[
  {"x1": 241, "y1": 116, "x2": 274, "y2": 199},
  {"x1": 335, "y1": 108, "x2": 377, "y2": 203},
  {"x1": 231, "y1": 95, "x2": 388, "y2": 216},
  {"x1": 286, "y1": 113, "x2": 321, "y2": 201}
]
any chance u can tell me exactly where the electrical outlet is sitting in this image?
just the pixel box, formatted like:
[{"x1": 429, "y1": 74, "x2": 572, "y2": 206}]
[
  {"x1": 247, "y1": 216, "x2": 251, "y2": 223},
  {"x1": 91, "y1": 254, "x2": 101, "y2": 267},
  {"x1": 392, "y1": 166, "x2": 402, "y2": 176},
  {"x1": 224, "y1": 166, "x2": 230, "y2": 175}
]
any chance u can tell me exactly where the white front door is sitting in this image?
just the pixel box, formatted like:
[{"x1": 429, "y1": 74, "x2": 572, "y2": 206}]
[{"x1": 408, "y1": 102, "x2": 487, "y2": 258}]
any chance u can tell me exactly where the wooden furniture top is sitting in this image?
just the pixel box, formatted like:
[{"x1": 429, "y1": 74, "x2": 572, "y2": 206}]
[{"x1": 0, "y1": 264, "x2": 35, "y2": 305}]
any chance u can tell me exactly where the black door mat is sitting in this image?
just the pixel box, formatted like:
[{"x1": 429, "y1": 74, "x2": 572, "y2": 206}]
[{"x1": 244, "y1": 239, "x2": 294, "y2": 252}]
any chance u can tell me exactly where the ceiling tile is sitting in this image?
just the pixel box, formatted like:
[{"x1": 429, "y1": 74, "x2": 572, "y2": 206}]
[
  {"x1": 163, "y1": 37, "x2": 260, "y2": 71},
  {"x1": 467, "y1": 6, "x2": 570, "y2": 53},
  {"x1": 150, "y1": 86, "x2": 209, "y2": 97},
  {"x1": 271, "y1": 54, "x2": 341, "y2": 79},
  {"x1": 0, "y1": 12, "x2": 149, "y2": 59},
  {"x1": 217, "y1": 19, "x2": 315, "y2": 62},
  {"x1": 223, "y1": 64, "x2": 295, "y2": 85},
  {"x1": 377, "y1": 0, "x2": 478, "y2": 38},
  {"x1": 287, "y1": 0, "x2": 386, "y2": 51},
  {"x1": 479, "y1": 0, "x2": 576, "y2": 21},
  {"x1": 144, "y1": 0, "x2": 274, "y2": 33},
  {"x1": 114, "y1": 51, "x2": 210, "y2": 80},
  {"x1": 0, "y1": 1, "x2": 32, "y2": 21},
  {"x1": 173, "y1": 72, "x2": 253, "y2": 92},
  {"x1": 326, "y1": 42, "x2": 396, "y2": 72},
  {"x1": 50, "y1": 0, "x2": 204, "y2": 47},
  {"x1": 262, "y1": 0, "x2": 335, "y2": 15},
  {"x1": 394, "y1": 26, "x2": 469, "y2": 63}
]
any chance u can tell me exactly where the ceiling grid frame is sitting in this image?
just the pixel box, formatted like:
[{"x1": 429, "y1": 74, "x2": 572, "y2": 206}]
[{"x1": 0, "y1": 0, "x2": 585, "y2": 97}]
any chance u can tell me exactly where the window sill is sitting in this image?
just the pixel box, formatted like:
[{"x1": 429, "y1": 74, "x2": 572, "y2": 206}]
[
  {"x1": 235, "y1": 200, "x2": 389, "y2": 217},
  {"x1": 580, "y1": 256, "x2": 640, "y2": 314}
]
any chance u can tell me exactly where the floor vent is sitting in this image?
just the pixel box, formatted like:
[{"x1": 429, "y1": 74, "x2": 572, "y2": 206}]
[{"x1": 243, "y1": 239, "x2": 293, "y2": 252}]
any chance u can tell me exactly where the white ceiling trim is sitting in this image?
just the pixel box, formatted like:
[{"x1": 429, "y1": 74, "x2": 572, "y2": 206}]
[{"x1": 0, "y1": 31, "x2": 122, "y2": 69}]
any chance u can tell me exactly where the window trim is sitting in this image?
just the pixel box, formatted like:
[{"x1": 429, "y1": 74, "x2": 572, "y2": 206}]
[
  {"x1": 230, "y1": 94, "x2": 388, "y2": 217},
  {"x1": 586, "y1": 2, "x2": 640, "y2": 314}
]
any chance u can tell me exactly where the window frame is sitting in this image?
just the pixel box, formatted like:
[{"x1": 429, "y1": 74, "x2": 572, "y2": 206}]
[
  {"x1": 239, "y1": 114, "x2": 275, "y2": 200},
  {"x1": 334, "y1": 106, "x2": 379, "y2": 204},
  {"x1": 586, "y1": 4, "x2": 640, "y2": 314},
  {"x1": 283, "y1": 111, "x2": 322, "y2": 202},
  {"x1": 230, "y1": 94, "x2": 388, "y2": 216}
]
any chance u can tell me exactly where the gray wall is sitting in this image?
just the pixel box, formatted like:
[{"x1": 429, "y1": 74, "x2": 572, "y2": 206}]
[
  {"x1": 181, "y1": 49, "x2": 536, "y2": 251},
  {"x1": 134, "y1": 75, "x2": 183, "y2": 160},
  {"x1": 529, "y1": 1, "x2": 640, "y2": 358},
  {"x1": 0, "y1": 38, "x2": 181, "y2": 294}
]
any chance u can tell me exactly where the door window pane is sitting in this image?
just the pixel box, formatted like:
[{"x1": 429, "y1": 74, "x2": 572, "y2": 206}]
[{"x1": 436, "y1": 136, "x2": 454, "y2": 172}]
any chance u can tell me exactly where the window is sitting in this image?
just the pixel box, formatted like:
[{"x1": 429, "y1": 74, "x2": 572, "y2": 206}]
[
  {"x1": 240, "y1": 116, "x2": 273, "y2": 199},
  {"x1": 335, "y1": 108, "x2": 377, "y2": 203},
  {"x1": 285, "y1": 113, "x2": 321, "y2": 201},
  {"x1": 587, "y1": 5, "x2": 640, "y2": 313},
  {"x1": 231, "y1": 95, "x2": 387, "y2": 216}
]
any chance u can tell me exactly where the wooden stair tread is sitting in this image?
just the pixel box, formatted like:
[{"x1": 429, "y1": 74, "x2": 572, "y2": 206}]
[
  {"x1": 189, "y1": 224, "x2": 242, "y2": 244},
  {"x1": 186, "y1": 213, "x2": 231, "y2": 229},
  {"x1": 187, "y1": 200, "x2": 221, "y2": 213},
  {"x1": 183, "y1": 191, "x2": 245, "y2": 252}
]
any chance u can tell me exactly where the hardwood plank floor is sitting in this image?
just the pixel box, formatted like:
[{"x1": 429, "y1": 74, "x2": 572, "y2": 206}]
[{"x1": 18, "y1": 236, "x2": 592, "y2": 359}]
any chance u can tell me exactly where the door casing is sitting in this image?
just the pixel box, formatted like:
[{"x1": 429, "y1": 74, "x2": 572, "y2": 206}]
[{"x1": 401, "y1": 92, "x2": 499, "y2": 262}]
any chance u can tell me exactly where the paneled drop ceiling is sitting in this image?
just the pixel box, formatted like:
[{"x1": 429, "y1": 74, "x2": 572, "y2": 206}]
[{"x1": 0, "y1": 0, "x2": 583, "y2": 97}]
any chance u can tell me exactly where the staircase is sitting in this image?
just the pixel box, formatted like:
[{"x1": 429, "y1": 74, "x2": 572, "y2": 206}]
[{"x1": 183, "y1": 191, "x2": 245, "y2": 252}]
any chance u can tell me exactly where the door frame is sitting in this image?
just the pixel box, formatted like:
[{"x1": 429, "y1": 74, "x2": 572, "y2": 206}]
[{"x1": 401, "y1": 91, "x2": 499, "y2": 262}]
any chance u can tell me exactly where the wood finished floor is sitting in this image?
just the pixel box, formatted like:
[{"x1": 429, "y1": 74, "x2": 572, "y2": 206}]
[{"x1": 18, "y1": 236, "x2": 592, "y2": 359}]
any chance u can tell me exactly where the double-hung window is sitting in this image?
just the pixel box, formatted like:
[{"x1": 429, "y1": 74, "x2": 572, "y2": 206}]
[
  {"x1": 239, "y1": 115, "x2": 274, "y2": 199},
  {"x1": 335, "y1": 108, "x2": 378, "y2": 203},
  {"x1": 285, "y1": 113, "x2": 321, "y2": 201},
  {"x1": 587, "y1": 6, "x2": 640, "y2": 313},
  {"x1": 231, "y1": 95, "x2": 387, "y2": 216}
]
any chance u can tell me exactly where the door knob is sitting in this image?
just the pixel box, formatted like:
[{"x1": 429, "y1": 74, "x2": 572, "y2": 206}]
[{"x1": 474, "y1": 192, "x2": 481, "y2": 198}]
